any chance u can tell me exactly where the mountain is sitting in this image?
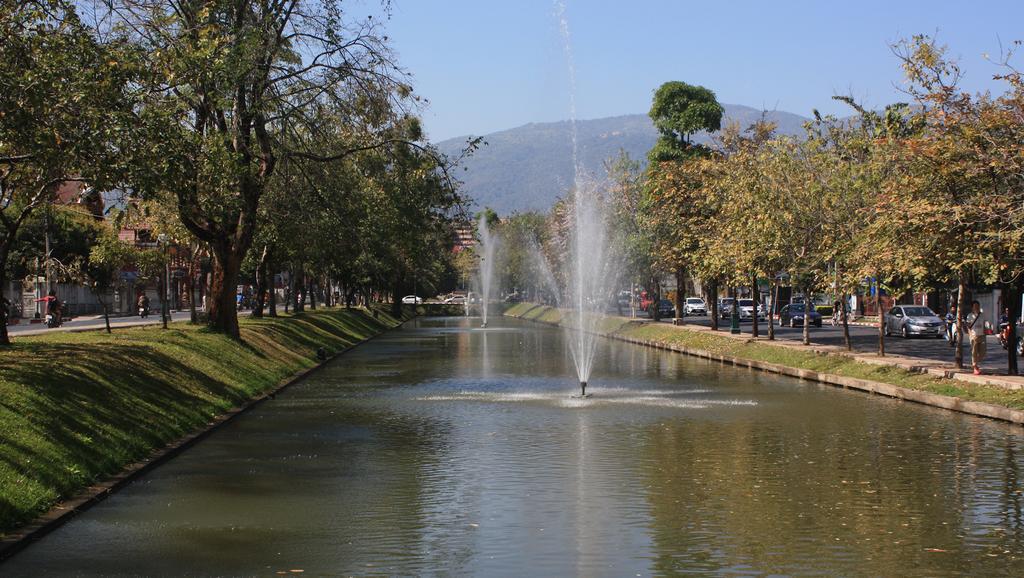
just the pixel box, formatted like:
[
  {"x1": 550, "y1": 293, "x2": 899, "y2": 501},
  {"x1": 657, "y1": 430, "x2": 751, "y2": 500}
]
[{"x1": 436, "y1": 104, "x2": 812, "y2": 215}]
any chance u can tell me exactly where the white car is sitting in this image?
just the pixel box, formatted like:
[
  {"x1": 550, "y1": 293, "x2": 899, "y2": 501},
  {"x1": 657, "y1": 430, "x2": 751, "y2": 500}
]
[
  {"x1": 737, "y1": 299, "x2": 766, "y2": 321},
  {"x1": 401, "y1": 295, "x2": 423, "y2": 305},
  {"x1": 684, "y1": 297, "x2": 707, "y2": 316},
  {"x1": 444, "y1": 295, "x2": 467, "y2": 305}
]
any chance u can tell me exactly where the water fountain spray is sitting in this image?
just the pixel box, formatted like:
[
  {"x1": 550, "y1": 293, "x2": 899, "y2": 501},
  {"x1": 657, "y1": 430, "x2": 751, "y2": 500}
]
[
  {"x1": 556, "y1": 0, "x2": 612, "y2": 397},
  {"x1": 476, "y1": 214, "x2": 498, "y2": 328}
]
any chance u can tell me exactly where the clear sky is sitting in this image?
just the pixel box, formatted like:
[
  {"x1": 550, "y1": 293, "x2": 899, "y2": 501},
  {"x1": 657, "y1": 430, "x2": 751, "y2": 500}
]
[{"x1": 354, "y1": 0, "x2": 1024, "y2": 142}]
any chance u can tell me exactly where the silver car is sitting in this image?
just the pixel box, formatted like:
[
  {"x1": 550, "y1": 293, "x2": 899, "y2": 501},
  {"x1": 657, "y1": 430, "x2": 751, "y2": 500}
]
[{"x1": 884, "y1": 305, "x2": 945, "y2": 338}]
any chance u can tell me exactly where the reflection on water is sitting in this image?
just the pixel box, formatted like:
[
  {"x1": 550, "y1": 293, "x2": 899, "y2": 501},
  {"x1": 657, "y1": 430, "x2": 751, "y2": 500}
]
[{"x1": 5, "y1": 316, "x2": 1023, "y2": 576}]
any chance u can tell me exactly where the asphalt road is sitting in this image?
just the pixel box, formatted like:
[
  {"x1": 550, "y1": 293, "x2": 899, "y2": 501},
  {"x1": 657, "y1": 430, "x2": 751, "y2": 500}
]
[
  {"x1": 7, "y1": 310, "x2": 198, "y2": 336},
  {"x1": 647, "y1": 313, "x2": 1016, "y2": 372}
]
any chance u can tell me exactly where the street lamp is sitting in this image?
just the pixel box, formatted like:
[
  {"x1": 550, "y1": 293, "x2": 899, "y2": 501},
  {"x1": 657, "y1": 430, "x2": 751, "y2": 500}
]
[{"x1": 157, "y1": 233, "x2": 169, "y2": 329}]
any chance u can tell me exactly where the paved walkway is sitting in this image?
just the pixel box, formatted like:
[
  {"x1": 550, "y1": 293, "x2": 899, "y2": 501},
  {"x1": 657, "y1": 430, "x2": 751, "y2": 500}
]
[{"x1": 638, "y1": 314, "x2": 1024, "y2": 392}]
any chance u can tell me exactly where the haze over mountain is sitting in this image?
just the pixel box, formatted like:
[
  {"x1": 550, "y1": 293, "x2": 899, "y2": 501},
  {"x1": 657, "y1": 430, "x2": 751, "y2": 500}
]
[{"x1": 437, "y1": 104, "x2": 811, "y2": 215}]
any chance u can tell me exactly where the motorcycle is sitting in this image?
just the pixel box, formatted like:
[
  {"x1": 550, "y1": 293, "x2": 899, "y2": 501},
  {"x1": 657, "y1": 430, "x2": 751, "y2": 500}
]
[
  {"x1": 45, "y1": 312, "x2": 62, "y2": 328},
  {"x1": 998, "y1": 321, "x2": 1024, "y2": 355},
  {"x1": 138, "y1": 305, "x2": 150, "y2": 318}
]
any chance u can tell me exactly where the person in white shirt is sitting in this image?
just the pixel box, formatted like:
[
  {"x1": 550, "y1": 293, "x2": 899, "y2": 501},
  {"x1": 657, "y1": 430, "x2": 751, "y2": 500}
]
[{"x1": 965, "y1": 300, "x2": 986, "y2": 375}]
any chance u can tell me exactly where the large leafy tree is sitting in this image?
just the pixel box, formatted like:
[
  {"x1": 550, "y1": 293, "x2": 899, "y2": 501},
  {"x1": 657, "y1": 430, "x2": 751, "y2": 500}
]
[
  {"x1": 0, "y1": 0, "x2": 137, "y2": 345},
  {"x1": 102, "y1": 0, "x2": 417, "y2": 338},
  {"x1": 645, "y1": 81, "x2": 724, "y2": 322},
  {"x1": 647, "y1": 81, "x2": 724, "y2": 163}
]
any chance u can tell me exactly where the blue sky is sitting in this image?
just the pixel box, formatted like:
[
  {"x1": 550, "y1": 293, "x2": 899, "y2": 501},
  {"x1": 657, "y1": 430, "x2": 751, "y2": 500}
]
[{"x1": 356, "y1": 0, "x2": 1024, "y2": 142}]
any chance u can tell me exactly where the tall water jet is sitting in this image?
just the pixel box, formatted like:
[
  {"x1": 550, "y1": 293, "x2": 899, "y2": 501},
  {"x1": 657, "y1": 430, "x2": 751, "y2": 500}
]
[
  {"x1": 476, "y1": 214, "x2": 499, "y2": 328},
  {"x1": 556, "y1": 1, "x2": 613, "y2": 397}
]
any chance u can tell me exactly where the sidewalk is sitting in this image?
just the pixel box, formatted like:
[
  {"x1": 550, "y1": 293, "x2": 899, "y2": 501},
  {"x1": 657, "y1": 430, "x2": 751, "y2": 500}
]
[{"x1": 655, "y1": 318, "x2": 1024, "y2": 392}]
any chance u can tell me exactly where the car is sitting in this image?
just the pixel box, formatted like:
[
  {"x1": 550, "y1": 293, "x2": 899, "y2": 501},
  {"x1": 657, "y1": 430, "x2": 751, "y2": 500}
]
[
  {"x1": 616, "y1": 290, "x2": 633, "y2": 309},
  {"x1": 736, "y1": 299, "x2": 766, "y2": 321},
  {"x1": 719, "y1": 298, "x2": 736, "y2": 319},
  {"x1": 649, "y1": 299, "x2": 675, "y2": 318},
  {"x1": 684, "y1": 297, "x2": 707, "y2": 316},
  {"x1": 401, "y1": 295, "x2": 423, "y2": 305},
  {"x1": 780, "y1": 303, "x2": 822, "y2": 327},
  {"x1": 504, "y1": 293, "x2": 523, "y2": 303},
  {"x1": 444, "y1": 295, "x2": 466, "y2": 305},
  {"x1": 884, "y1": 305, "x2": 945, "y2": 338}
]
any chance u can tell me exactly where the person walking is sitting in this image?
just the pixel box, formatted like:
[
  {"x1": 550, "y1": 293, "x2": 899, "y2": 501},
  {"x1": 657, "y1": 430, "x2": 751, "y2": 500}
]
[{"x1": 966, "y1": 300, "x2": 987, "y2": 375}]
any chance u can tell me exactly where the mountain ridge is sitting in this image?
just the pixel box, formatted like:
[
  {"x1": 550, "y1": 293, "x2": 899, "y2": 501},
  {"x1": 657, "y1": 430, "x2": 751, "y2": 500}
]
[{"x1": 436, "y1": 104, "x2": 812, "y2": 215}]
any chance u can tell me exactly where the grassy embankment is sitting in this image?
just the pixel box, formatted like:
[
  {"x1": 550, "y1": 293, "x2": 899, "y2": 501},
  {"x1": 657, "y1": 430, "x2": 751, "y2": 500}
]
[
  {"x1": 0, "y1": 306, "x2": 412, "y2": 536},
  {"x1": 506, "y1": 303, "x2": 1024, "y2": 411}
]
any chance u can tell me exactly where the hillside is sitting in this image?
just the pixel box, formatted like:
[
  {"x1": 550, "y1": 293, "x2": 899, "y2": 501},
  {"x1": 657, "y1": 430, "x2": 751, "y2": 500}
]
[{"x1": 437, "y1": 104, "x2": 811, "y2": 215}]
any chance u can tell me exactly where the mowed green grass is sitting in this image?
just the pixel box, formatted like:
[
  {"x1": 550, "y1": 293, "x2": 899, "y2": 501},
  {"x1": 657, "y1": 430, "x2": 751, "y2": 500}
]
[
  {"x1": 505, "y1": 303, "x2": 1024, "y2": 411},
  {"x1": 0, "y1": 307, "x2": 409, "y2": 536}
]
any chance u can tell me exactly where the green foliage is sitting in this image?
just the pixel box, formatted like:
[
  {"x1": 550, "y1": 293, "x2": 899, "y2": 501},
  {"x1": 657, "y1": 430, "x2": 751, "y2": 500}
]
[{"x1": 648, "y1": 81, "x2": 724, "y2": 162}]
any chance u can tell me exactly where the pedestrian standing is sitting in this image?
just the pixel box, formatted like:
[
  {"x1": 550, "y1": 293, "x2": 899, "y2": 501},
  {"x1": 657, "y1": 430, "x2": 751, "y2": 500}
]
[
  {"x1": 966, "y1": 300, "x2": 986, "y2": 375},
  {"x1": 946, "y1": 305, "x2": 958, "y2": 346}
]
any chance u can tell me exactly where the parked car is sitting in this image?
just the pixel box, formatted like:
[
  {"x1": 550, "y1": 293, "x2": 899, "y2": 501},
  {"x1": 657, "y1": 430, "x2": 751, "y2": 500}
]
[
  {"x1": 884, "y1": 305, "x2": 945, "y2": 338},
  {"x1": 780, "y1": 303, "x2": 822, "y2": 327},
  {"x1": 684, "y1": 297, "x2": 707, "y2": 316},
  {"x1": 401, "y1": 295, "x2": 423, "y2": 305},
  {"x1": 444, "y1": 295, "x2": 466, "y2": 305},
  {"x1": 719, "y1": 298, "x2": 736, "y2": 319},
  {"x1": 649, "y1": 299, "x2": 675, "y2": 318},
  {"x1": 504, "y1": 293, "x2": 523, "y2": 304},
  {"x1": 736, "y1": 299, "x2": 766, "y2": 321},
  {"x1": 616, "y1": 290, "x2": 633, "y2": 309}
]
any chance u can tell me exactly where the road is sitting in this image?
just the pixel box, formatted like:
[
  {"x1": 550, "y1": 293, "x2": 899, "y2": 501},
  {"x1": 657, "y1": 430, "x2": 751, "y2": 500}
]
[
  {"x1": 7, "y1": 310, "x2": 198, "y2": 336},
  {"x1": 644, "y1": 313, "x2": 1015, "y2": 373}
]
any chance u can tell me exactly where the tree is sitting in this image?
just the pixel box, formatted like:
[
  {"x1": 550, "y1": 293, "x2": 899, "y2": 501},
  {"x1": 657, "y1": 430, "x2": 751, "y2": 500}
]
[
  {"x1": 645, "y1": 81, "x2": 724, "y2": 323},
  {"x1": 605, "y1": 151, "x2": 654, "y2": 315},
  {"x1": 79, "y1": 230, "x2": 141, "y2": 333},
  {"x1": 0, "y1": 0, "x2": 136, "y2": 345},
  {"x1": 103, "y1": 0, "x2": 419, "y2": 338},
  {"x1": 647, "y1": 81, "x2": 724, "y2": 163}
]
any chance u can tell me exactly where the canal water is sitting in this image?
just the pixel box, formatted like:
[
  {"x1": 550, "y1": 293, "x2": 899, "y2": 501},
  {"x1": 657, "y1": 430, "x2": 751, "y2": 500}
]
[{"x1": 5, "y1": 316, "x2": 1023, "y2": 576}]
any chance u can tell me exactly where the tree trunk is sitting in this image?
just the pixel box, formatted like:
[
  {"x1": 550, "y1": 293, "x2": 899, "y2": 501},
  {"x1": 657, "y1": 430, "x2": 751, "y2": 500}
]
[
  {"x1": 268, "y1": 272, "x2": 278, "y2": 317},
  {"x1": 673, "y1": 266, "x2": 685, "y2": 325},
  {"x1": 101, "y1": 299, "x2": 111, "y2": 334},
  {"x1": 876, "y1": 275, "x2": 885, "y2": 357},
  {"x1": 207, "y1": 244, "x2": 243, "y2": 339},
  {"x1": 188, "y1": 270, "x2": 198, "y2": 324},
  {"x1": 768, "y1": 277, "x2": 778, "y2": 341},
  {"x1": 802, "y1": 285, "x2": 811, "y2": 345},
  {"x1": 252, "y1": 245, "x2": 269, "y2": 318},
  {"x1": 710, "y1": 278, "x2": 719, "y2": 331},
  {"x1": 650, "y1": 277, "x2": 660, "y2": 322},
  {"x1": 308, "y1": 278, "x2": 317, "y2": 310},
  {"x1": 955, "y1": 271, "x2": 968, "y2": 369},
  {"x1": 841, "y1": 292, "x2": 851, "y2": 351},
  {"x1": 750, "y1": 272, "x2": 759, "y2": 338},
  {"x1": 0, "y1": 247, "x2": 10, "y2": 347}
]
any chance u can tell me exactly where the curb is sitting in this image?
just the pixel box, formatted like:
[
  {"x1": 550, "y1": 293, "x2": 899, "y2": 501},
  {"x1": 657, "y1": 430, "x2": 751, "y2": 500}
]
[
  {"x1": 506, "y1": 309, "x2": 1024, "y2": 427},
  {"x1": 0, "y1": 312, "x2": 411, "y2": 562}
]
